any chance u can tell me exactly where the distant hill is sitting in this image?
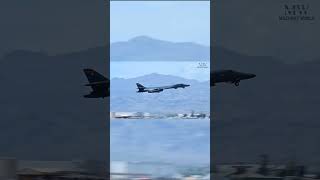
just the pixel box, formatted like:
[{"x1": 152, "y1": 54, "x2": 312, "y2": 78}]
[
  {"x1": 0, "y1": 49, "x2": 108, "y2": 161},
  {"x1": 111, "y1": 36, "x2": 210, "y2": 61},
  {"x1": 111, "y1": 73, "x2": 210, "y2": 113}
]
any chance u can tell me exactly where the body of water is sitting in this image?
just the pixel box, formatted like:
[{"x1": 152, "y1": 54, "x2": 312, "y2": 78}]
[{"x1": 110, "y1": 118, "x2": 210, "y2": 166}]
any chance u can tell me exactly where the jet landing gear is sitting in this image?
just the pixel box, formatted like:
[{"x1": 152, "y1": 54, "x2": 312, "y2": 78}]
[{"x1": 234, "y1": 81, "x2": 240, "y2": 86}]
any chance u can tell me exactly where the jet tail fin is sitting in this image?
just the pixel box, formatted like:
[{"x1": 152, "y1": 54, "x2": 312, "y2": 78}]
[
  {"x1": 83, "y1": 69, "x2": 107, "y2": 83},
  {"x1": 136, "y1": 83, "x2": 145, "y2": 91},
  {"x1": 136, "y1": 83, "x2": 145, "y2": 88}
]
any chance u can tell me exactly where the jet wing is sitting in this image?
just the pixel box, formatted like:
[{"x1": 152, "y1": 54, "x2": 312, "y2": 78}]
[
  {"x1": 147, "y1": 88, "x2": 164, "y2": 93},
  {"x1": 157, "y1": 85, "x2": 173, "y2": 90}
]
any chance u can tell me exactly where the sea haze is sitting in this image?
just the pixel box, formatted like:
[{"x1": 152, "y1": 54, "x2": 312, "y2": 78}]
[{"x1": 111, "y1": 61, "x2": 210, "y2": 81}]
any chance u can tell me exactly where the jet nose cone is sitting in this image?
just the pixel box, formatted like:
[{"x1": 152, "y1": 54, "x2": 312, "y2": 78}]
[
  {"x1": 246, "y1": 73, "x2": 256, "y2": 79},
  {"x1": 243, "y1": 73, "x2": 256, "y2": 80}
]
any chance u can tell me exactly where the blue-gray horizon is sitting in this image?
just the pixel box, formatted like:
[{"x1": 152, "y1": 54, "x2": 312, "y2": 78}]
[{"x1": 111, "y1": 61, "x2": 210, "y2": 82}]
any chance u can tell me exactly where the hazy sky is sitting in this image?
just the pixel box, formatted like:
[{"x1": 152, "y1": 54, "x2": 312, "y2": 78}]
[
  {"x1": 2, "y1": 0, "x2": 320, "y2": 62},
  {"x1": 0, "y1": 0, "x2": 106, "y2": 56},
  {"x1": 110, "y1": 1, "x2": 210, "y2": 45}
]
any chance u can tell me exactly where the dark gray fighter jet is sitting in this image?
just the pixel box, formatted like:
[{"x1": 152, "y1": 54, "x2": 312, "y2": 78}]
[
  {"x1": 136, "y1": 83, "x2": 190, "y2": 93},
  {"x1": 211, "y1": 70, "x2": 256, "y2": 86},
  {"x1": 83, "y1": 69, "x2": 109, "y2": 98}
]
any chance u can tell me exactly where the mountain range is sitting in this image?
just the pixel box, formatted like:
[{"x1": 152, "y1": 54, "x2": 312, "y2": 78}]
[
  {"x1": 0, "y1": 49, "x2": 108, "y2": 161},
  {"x1": 0, "y1": 36, "x2": 320, "y2": 166},
  {"x1": 212, "y1": 46, "x2": 320, "y2": 166},
  {"x1": 110, "y1": 73, "x2": 209, "y2": 113}
]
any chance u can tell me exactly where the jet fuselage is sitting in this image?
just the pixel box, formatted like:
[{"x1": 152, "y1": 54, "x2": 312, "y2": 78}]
[
  {"x1": 211, "y1": 70, "x2": 256, "y2": 86},
  {"x1": 136, "y1": 83, "x2": 190, "y2": 93}
]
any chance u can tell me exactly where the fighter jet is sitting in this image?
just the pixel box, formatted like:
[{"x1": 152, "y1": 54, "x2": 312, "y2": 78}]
[
  {"x1": 136, "y1": 83, "x2": 190, "y2": 93},
  {"x1": 211, "y1": 70, "x2": 256, "y2": 86},
  {"x1": 83, "y1": 68, "x2": 109, "y2": 98}
]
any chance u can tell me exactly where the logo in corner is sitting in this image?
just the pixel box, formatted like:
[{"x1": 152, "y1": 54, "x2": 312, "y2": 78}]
[{"x1": 279, "y1": 4, "x2": 315, "y2": 21}]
